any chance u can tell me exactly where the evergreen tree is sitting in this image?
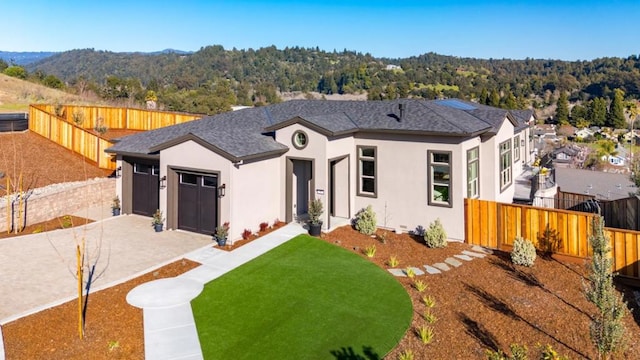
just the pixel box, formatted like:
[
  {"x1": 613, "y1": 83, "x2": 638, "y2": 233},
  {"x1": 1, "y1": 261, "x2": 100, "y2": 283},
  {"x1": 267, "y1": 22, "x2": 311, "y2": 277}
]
[
  {"x1": 607, "y1": 88, "x2": 626, "y2": 129},
  {"x1": 571, "y1": 103, "x2": 588, "y2": 126},
  {"x1": 589, "y1": 98, "x2": 608, "y2": 127},
  {"x1": 555, "y1": 91, "x2": 570, "y2": 125},
  {"x1": 479, "y1": 88, "x2": 488, "y2": 105},
  {"x1": 584, "y1": 217, "x2": 627, "y2": 359},
  {"x1": 488, "y1": 89, "x2": 500, "y2": 107},
  {"x1": 502, "y1": 90, "x2": 517, "y2": 109}
]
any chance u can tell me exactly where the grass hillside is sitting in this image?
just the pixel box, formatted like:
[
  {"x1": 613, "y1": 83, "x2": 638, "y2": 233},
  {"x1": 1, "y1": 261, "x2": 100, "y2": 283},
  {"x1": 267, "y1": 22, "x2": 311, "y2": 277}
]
[{"x1": 0, "y1": 73, "x2": 92, "y2": 112}]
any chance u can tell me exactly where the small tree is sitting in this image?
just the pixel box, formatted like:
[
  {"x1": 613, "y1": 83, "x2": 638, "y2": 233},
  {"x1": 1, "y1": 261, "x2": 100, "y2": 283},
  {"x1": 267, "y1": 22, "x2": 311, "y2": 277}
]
[
  {"x1": 555, "y1": 91, "x2": 570, "y2": 125},
  {"x1": 584, "y1": 217, "x2": 627, "y2": 359}
]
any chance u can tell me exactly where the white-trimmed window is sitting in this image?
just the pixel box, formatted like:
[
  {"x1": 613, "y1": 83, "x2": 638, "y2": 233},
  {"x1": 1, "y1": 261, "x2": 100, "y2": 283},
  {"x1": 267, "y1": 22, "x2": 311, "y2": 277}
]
[
  {"x1": 357, "y1": 146, "x2": 376, "y2": 197},
  {"x1": 513, "y1": 135, "x2": 521, "y2": 162},
  {"x1": 467, "y1": 147, "x2": 479, "y2": 199},
  {"x1": 500, "y1": 140, "x2": 512, "y2": 190},
  {"x1": 428, "y1": 151, "x2": 451, "y2": 206}
]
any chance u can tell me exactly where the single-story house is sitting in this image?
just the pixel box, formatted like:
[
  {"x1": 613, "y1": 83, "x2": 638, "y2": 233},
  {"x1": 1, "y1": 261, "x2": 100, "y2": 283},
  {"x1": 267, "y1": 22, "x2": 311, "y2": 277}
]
[
  {"x1": 553, "y1": 145, "x2": 580, "y2": 163},
  {"x1": 106, "y1": 99, "x2": 533, "y2": 242},
  {"x1": 575, "y1": 128, "x2": 595, "y2": 140}
]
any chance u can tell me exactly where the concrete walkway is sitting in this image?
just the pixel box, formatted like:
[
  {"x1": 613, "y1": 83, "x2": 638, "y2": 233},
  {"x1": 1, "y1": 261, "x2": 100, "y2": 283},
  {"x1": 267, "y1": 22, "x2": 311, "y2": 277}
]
[
  {"x1": 126, "y1": 222, "x2": 306, "y2": 360},
  {"x1": 0, "y1": 205, "x2": 213, "y2": 360}
]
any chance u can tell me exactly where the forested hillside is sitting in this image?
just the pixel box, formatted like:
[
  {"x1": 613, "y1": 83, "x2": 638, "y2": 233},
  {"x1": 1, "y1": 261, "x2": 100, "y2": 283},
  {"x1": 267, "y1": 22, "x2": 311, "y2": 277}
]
[{"x1": 14, "y1": 46, "x2": 640, "y2": 121}]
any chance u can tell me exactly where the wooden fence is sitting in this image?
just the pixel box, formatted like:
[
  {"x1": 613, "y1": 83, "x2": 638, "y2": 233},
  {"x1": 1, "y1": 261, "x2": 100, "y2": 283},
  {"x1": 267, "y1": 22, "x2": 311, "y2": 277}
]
[
  {"x1": 28, "y1": 105, "x2": 203, "y2": 170},
  {"x1": 465, "y1": 198, "x2": 640, "y2": 279},
  {"x1": 555, "y1": 187, "x2": 640, "y2": 231}
]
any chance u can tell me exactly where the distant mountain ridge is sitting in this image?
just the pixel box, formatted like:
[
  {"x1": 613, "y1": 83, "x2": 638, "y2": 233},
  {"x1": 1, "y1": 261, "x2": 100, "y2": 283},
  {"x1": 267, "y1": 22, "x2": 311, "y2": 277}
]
[
  {"x1": 0, "y1": 51, "x2": 58, "y2": 65},
  {"x1": 0, "y1": 49, "x2": 192, "y2": 65}
]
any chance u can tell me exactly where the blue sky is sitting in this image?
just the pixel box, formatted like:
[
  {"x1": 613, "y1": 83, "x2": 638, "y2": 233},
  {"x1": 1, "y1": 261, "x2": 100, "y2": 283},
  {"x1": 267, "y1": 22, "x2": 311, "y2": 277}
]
[{"x1": 2, "y1": 0, "x2": 638, "y2": 60}]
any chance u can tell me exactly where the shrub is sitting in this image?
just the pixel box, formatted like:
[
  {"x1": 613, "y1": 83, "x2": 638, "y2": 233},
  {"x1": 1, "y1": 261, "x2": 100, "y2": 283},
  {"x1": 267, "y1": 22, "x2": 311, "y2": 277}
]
[
  {"x1": 538, "y1": 344, "x2": 569, "y2": 360},
  {"x1": 412, "y1": 225, "x2": 426, "y2": 237},
  {"x1": 61, "y1": 215, "x2": 73, "y2": 228},
  {"x1": 397, "y1": 350, "x2": 414, "y2": 360},
  {"x1": 485, "y1": 344, "x2": 527, "y2": 360},
  {"x1": 354, "y1": 205, "x2": 376, "y2": 235},
  {"x1": 510, "y1": 237, "x2": 537, "y2": 267},
  {"x1": 405, "y1": 267, "x2": 415, "y2": 278},
  {"x1": 423, "y1": 310, "x2": 437, "y2": 324},
  {"x1": 387, "y1": 255, "x2": 399, "y2": 267},
  {"x1": 308, "y1": 198, "x2": 324, "y2": 225},
  {"x1": 376, "y1": 230, "x2": 388, "y2": 244},
  {"x1": 422, "y1": 295, "x2": 436, "y2": 308},
  {"x1": 242, "y1": 229, "x2": 252, "y2": 240},
  {"x1": 259, "y1": 222, "x2": 269, "y2": 232},
  {"x1": 424, "y1": 218, "x2": 447, "y2": 248},
  {"x1": 363, "y1": 245, "x2": 376, "y2": 258},
  {"x1": 413, "y1": 279, "x2": 428, "y2": 292},
  {"x1": 416, "y1": 325, "x2": 434, "y2": 344}
]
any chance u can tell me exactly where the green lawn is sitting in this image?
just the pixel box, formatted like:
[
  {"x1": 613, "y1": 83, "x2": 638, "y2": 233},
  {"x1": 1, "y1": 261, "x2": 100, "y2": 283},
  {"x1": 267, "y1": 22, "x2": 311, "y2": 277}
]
[{"x1": 192, "y1": 235, "x2": 412, "y2": 359}]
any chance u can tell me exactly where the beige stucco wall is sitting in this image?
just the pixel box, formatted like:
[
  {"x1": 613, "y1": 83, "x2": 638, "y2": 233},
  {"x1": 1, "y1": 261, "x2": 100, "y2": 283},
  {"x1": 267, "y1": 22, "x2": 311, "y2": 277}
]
[
  {"x1": 229, "y1": 156, "x2": 282, "y2": 239},
  {"x1": 482, "y1": 120, "x2": 517, "y2": 204},
  {"x1": 159, "y1": 140, "x2": 281, "y2": 241},
  {"x1": 353, "y1": 133, "x2": 468, "y2": 241}
]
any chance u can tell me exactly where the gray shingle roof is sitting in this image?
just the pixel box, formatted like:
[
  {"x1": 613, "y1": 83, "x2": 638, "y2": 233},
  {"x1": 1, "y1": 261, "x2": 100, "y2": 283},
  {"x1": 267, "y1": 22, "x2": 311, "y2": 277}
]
[
  {"x1": 106, "y1": 99, "x2": 520, "y2": 160},
  {"x1": 511, "y1": 109, "x2": 535, "y2": 132}
]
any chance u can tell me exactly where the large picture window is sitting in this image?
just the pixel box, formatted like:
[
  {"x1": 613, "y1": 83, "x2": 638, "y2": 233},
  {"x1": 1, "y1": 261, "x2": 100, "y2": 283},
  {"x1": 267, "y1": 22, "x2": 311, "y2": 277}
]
[
  {"x1": 500, "y1": 140, "x2": 512, "y2": 190},
  {"x1": 429, "y1": 151, "x2": 451, "y2": 206},
  {"x1": 513, "y1": 135, "x2": 521, "y2": 162},
  {"x1": 467, "y1": 147, "x2": 479, "y2": 199},
  {"x1": 357, "y1": 146, "x2": 376, "y2": 197}
]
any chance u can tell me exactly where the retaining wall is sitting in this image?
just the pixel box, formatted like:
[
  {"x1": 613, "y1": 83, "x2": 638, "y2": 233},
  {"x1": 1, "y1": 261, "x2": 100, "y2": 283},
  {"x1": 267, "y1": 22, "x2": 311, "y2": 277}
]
[{"x1": 0, "y1": 178, "x2": 115, "y2": 233}]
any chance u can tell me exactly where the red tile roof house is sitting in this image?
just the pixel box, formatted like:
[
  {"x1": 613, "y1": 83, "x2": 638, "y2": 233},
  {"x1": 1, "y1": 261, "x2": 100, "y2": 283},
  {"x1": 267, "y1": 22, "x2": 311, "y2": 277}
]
[{"x1": 105, "y1": 99, "x2": 534, "y2": 242}]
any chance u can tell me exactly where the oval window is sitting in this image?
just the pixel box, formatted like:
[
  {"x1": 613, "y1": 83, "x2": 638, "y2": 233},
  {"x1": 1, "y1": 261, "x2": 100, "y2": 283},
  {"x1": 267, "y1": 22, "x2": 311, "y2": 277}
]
[{"x1": 292, "y1": 130, "x2": 308, "y2": 149}]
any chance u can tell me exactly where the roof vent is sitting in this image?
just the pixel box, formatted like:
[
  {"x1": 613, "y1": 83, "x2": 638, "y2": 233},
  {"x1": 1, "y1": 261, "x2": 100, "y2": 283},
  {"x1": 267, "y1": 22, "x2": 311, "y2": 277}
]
[{"x1": 398, "y1": 103, "x2": 405, "y2": 121}]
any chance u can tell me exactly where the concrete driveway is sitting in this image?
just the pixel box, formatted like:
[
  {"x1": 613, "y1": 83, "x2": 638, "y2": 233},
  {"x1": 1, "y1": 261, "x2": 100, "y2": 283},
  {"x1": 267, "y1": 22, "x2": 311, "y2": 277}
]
[{"x1": 0, "y1": 208, "x2": 212, "y2": 322}]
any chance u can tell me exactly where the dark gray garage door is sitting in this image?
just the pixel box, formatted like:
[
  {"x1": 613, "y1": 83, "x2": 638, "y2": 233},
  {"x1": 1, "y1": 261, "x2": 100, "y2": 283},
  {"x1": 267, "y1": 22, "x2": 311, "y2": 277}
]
[
  {"x1": 178, "y1": 173, "x2": 218, "y2": 235},
  {"x1": 132, "y1": 162, "x2": 159, "y2": 217}
]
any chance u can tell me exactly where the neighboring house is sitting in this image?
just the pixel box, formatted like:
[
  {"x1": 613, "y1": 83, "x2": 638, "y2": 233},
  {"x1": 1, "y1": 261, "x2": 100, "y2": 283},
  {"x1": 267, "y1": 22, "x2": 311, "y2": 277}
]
[
  {"x1": 553, "y1": 145, "x2": 579, "y2": 163},
  {"x1": 575, "y1": 128, "x2": 594, "y2": 140},
  {"x1": 105, "y1": 99, "x2": 533, "y2": 242},
  {"x1": 602, "y1": 155, "x2": 625, "y2": 166},
  {"x1": 621, "y1": 129, "x2": 640, "y2": 144},
  {"x1": 533, "y1": 124, "x2": 556, "y2": 137}
]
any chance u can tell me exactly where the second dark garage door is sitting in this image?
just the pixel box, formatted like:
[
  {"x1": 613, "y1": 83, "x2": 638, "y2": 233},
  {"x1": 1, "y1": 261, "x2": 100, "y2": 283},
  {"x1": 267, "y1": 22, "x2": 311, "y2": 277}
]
[{"x1": 178, "y1": 172, "x2": 218, "y2": 235}]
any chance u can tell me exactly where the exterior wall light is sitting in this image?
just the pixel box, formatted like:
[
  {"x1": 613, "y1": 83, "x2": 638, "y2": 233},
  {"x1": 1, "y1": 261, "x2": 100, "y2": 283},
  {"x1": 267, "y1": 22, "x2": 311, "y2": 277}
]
[
  {"x1": 218, "y1": 183, "x2": 226, "y2": 197},
  {"x1": 159, "y1": 175, "x2": 167, "y2": 189}
]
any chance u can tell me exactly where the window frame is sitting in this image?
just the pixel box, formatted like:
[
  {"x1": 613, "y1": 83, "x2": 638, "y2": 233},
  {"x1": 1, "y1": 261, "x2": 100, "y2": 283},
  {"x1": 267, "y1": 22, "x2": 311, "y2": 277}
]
[
  {"x1": 428, "y1": 150, "x2": 452, "y2": 207},
  {"x1": 291, "y1": 130, "x2": 309, "y2": 150},
  {"x1": 499, "y1": 139, "x2": 512, "y2": 191},
  {"x1": 467, "y1": 147, "x2": 480, "y2": 199},
  {"x1": 513, "y1": 135, "x2": 521, "y2": 162},
  {"x1": 357, "y1": 145, "x2": 377, "y2": 198}
]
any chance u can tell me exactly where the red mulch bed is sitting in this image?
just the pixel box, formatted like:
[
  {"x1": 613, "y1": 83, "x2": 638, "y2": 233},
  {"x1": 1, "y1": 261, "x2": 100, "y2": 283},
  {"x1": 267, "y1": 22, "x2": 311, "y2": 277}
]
[
  {"x1": 321, "y1": 226, "x2": 640, "y2": 359},
  {"x1": 2, "y1": 259, "x2": 199, "y2": 360},
  {"x1": 216, "y1": 221, "x2": 287, "y2": 251},
  {"x1": 0, "y1": 215, "x2": 92, "y2": 239},
  {"x1": 3, "y1": 224, "x2": 640, "y2": 359},
  {"x1": 0, "y1": 131, "x2": 112, "y2": 196}
]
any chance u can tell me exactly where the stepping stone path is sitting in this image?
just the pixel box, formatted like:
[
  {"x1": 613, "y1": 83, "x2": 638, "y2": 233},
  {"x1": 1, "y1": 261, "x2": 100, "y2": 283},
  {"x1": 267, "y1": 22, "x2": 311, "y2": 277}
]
[
  {"x1": 387, "y1": 246, "x2": 492, "y2": 277},
  {"x1": 432, "y1": 263, "x2": 450, "y2": 271},
  {"x1": 423, "y1": 265, "x2": 441, "y2": 274}
]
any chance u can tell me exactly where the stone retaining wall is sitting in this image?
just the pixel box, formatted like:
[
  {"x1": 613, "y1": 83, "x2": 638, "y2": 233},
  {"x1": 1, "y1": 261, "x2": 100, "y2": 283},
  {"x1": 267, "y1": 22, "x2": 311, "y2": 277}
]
[{"x1": 0, "y1": 178, "x2": 115, "y2": 233}]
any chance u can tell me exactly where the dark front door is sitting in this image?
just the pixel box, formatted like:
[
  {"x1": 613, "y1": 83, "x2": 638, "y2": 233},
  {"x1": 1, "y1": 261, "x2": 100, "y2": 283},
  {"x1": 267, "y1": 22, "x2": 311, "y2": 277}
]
[
  {"x1": 132, "y1": 162, "x2": 159, "y2": 217},
  {"x1": 178, "y1": 173, "x2": 218, "y2": 235}
]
